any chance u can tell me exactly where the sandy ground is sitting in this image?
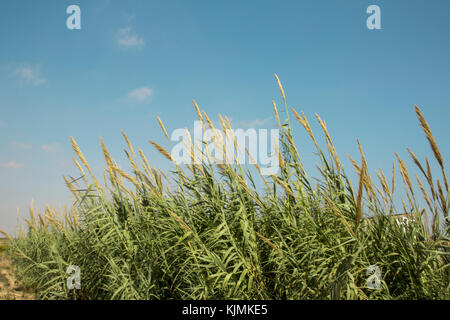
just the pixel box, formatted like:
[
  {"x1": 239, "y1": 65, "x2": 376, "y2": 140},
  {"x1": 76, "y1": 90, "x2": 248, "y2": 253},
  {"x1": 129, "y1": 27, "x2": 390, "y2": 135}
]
[{"x1": 0, "y1": 251, "x2": 36, "y2": 300}]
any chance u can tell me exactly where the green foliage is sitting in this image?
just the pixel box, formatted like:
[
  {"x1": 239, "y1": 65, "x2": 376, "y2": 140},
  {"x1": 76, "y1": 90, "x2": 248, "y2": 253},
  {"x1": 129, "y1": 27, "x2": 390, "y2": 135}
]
[
  {"x1": 6, "y1": 80, "x2": 449, "y2": 300},
  {"x1": 0, "y1": 244, "x2": 7, "y2": 256}
]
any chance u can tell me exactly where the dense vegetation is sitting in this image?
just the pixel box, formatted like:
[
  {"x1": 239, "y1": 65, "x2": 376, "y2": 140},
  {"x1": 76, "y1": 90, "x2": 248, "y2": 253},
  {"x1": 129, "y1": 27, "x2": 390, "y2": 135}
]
[{"x1": 2, "y1": 77, "x2": 449, "y2": 299}]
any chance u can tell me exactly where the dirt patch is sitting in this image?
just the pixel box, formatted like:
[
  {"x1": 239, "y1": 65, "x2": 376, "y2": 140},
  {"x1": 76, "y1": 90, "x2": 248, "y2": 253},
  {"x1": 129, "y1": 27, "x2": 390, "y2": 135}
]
[{"x1": 0, "y1": 251, "x2": 36, "y2": 300}]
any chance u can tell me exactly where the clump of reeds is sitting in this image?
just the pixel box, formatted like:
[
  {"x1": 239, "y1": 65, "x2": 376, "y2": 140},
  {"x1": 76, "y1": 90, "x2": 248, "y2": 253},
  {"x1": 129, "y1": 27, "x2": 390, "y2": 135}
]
[{"x1": 2, "y1": 75, "x2": 448, "y2": 300}]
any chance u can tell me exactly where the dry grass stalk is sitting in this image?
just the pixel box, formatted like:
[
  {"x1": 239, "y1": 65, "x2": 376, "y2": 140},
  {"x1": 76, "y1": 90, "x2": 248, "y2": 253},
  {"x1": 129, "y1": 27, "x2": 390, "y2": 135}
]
[
  {"x1": 156, "y1": 117, "x2": 170, "y2": 143},
  {"x1": 316, "y1": 114, "x2": 341, "y2": 171},
  {"x1": 416, "y1": 174, "x2": 433, "y2": 214},
  {"x1": 137, "y1": 147, "x2": 155, "y2": 183},
  {"x1": 401, "y1": 198, "x2": 408, "y2": 215},
  {"x1": 436, "y1": 180, "x2": 446, "y2": 213},
  {"x1": 181, "y1": 128, "x2": 199, "y2": 165},
  {"x1": 377, "y1": 168, "x2": 391, "y2": 199},
  {"x1": 38, "y1": 214, "x2": 46, "y2": 229},
  {"x1": 274, "y1": 74, "x2": 286, "y2": 104},
  {"x1": 284, "y1": 131, "x2": 302, "y2": 166},
  {"x1": 159, "y1": 169, "x2": 169, "y2": 182},
  {"x1": 103, "y1": 171, "x2": 109, "y2": 189},
  {"x1": 105, "y1": 166, "x2": 120, "y2": 186},
  {"x1": 355, "y1": 160, "x2": 366, "y2": 232},
  {"x1": 244, "y1": 146, "x2": 270, "y2": 190},
  {"x1": 290, "y1": 108, "x2": 319, "y2": 149},
  {"x1": 276, "y1": 142, "x2": 285, "y2": 174},
  {"x1": 407, "y1": 148, "x2": 427, "y2": 180},
  {"x1": 255, "y1": 231, "x2": 284, "y2": 257},
  {"x1": 392, "y1": 159, "x2": 396, "y2": 196},
  {"x1": 375, "y1": 184, "x2": 388, "y2": 210},
  {"x1": 271, "y1": 174, "x2": 295, "y2": 198},
  {"x1": 70, "y1": 137, "x2": 102, "y2": 191},
  {"x1": 415, "y1": 105, "x2": 448, "y2": 191},
  {"x1": 124, "y1": 149, "x2": 139, "y2": 174},
  {"x1": 218, "y1": 114, "x2": 228, "y2": 134},
  {"x1": 272, "y1": 101, "x2": 281, "y2": 127},
  {"x1": 202, "y1": 111, "x2": 215, "y2": 131},
  {"x1": 100, "y1": 137, "x2": 114, "y2": 170},
  {"x1": 112, "y1": 166, "x2": 140, "y2": 188},
  {"x1": 414, "y1": 105, "x2": 443, "y2": 169},
  {"x1": 395, "y1": 152, "x2": 414, "y2": 197},
  {"x1": 149, "y1": 140, "x2": 173, "y2": 162},
  {"x1": 63, "y1": 175, "x2": 81, "y2": 202},
  {"x1": 70, "y1": 137, "x2": 90, "y2": 172},
  {"x1": 357, "y1": 140, "x2": 376, "y2": 199},
  {"x1": 23, "y1": 218, "x2": 36, "y2": 231},
  {"x1": 218, "y1": 114, "x2": 233, "y2": 164},
  {"x1": 236, "y1": 175, "x2": 264, "y2": 208},
  {"x1": 425, "y1": 157, "x2": 436, "y2": 200},
  {"x1": 224, "y1": 116, "x2": 233, "y2": 132},
  {"x1": 322, "y1": 193, "x2": 355, "y2": 237},
  {"x1": 29, "y1": 199, "x2": 35, "y2": 225},
  {"x1": 0, "y1": 229, "x2": 12, "y2": 240},
  {"x1": 348, "y1": 155, "x2": 361, "y2": 174},
  {"x1": 121, "y1": 131, "x2": 137, "y2": 161},
  {"x1": 168, "y1": 210, "x2": 192, "y2": 232},
  {"x1": 72, "y1": 158, "x2": 88, "y2": 185},
  {"x1": 193, "y1": 99, "x2": 206, "y2": 133}
]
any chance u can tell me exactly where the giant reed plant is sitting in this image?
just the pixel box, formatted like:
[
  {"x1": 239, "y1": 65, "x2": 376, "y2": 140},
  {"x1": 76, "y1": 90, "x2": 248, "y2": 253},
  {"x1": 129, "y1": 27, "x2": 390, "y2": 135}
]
[{"x1": 1, "y1": 76, "x2": 449, "y2": 299}]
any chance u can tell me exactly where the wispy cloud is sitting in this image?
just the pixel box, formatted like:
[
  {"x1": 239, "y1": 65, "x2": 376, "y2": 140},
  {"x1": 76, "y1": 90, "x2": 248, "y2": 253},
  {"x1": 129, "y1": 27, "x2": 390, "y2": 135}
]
[
  {"x1": 128, "y1": 87, "x2": 153, "y2": 103},
  {"x1": 115, "y1": 26, "x2": 145, "y2": 49},
  {"x1": 13, "y1": 65, "x2": 46, "y2": 86},
  {"x1": 0, "y1": 161, "x2": 24, "y2": 169},
  {"x1": 12, "y1": 142, "x2": 31, "y2": 150},
  {"x1": 41, "y1": 143, "x2": 60, "y2": 152}
]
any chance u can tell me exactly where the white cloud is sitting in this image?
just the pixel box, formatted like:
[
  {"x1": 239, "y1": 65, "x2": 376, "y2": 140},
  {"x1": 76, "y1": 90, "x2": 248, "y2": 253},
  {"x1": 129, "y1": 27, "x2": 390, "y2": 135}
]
[
  {"x1": 116, "y1": 26, "x2": 145, "y2": 48},
  {"x1": 41, "y1": 143, "x2": 60, "y2": 152},
  {"x1": 128, "y1": 87, "x2": 153, "y2": 102},
  {"x1": 0, "y1": 161, "x2": 24, "y2": 169},
  {"x1": 12, "y1": 142, "x2": 31, "y2": 150},
  {"x1": 13, "y1": 65, "x2": 46, "y2": 86}
]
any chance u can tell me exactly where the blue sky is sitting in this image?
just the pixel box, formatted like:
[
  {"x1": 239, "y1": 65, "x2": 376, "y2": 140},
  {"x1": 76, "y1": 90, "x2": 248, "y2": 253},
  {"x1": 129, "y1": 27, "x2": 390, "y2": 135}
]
[{"x1": 1, "y1": 0, "x2": 449, "y2": 234}]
